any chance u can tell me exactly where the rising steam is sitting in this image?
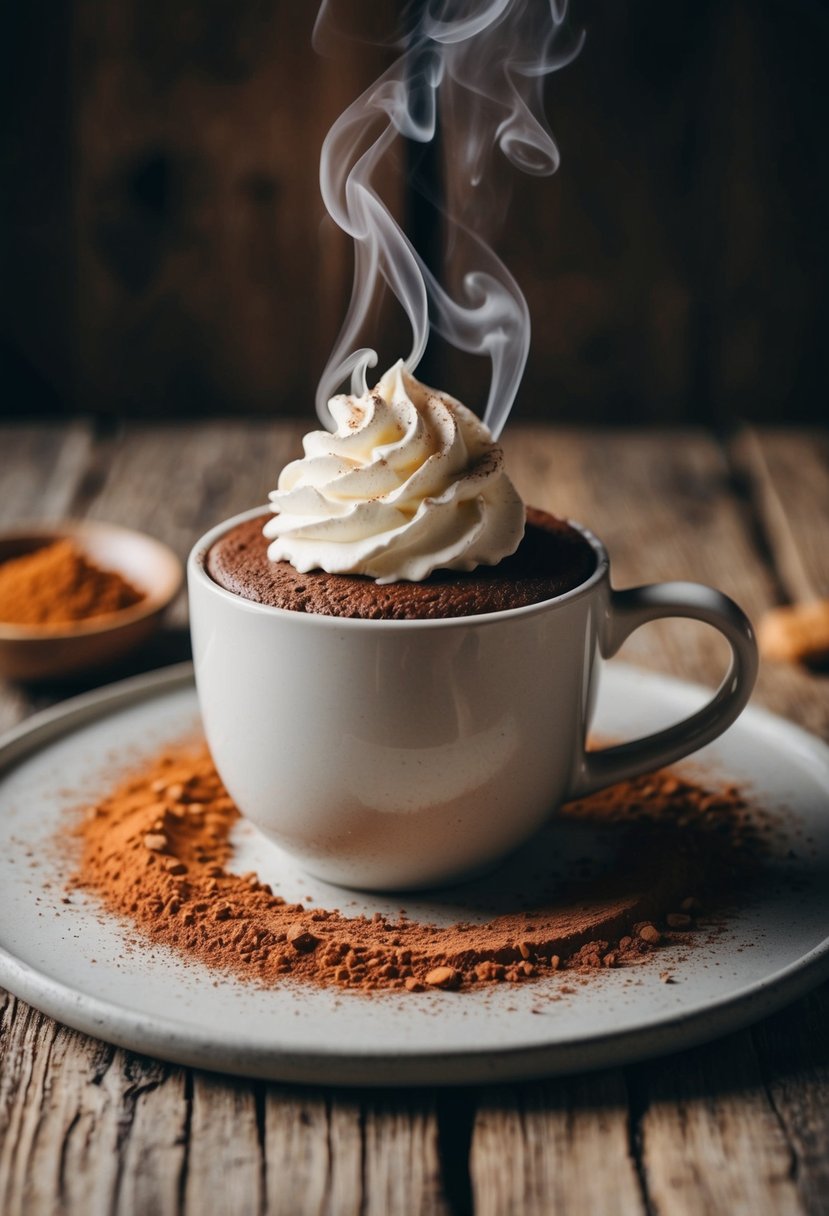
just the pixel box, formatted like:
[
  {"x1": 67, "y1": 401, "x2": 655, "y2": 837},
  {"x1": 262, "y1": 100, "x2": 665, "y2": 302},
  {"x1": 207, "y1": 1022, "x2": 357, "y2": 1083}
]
[{"x1": 314, "y1": 1, "x2": 583, "y2": 437}]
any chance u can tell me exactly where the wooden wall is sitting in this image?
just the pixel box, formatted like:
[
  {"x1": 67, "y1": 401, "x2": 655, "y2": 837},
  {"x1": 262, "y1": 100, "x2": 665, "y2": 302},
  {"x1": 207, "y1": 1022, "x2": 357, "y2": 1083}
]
[{"x1": 1, "y1": 0, "x2": 827, "y2": 425}]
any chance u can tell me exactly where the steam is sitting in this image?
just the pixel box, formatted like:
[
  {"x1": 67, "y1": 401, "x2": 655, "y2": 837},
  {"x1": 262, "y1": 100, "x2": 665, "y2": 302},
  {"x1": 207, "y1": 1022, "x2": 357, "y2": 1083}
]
[{"x1": 314, "y1": 1, "x2": 583, "y2": 437}]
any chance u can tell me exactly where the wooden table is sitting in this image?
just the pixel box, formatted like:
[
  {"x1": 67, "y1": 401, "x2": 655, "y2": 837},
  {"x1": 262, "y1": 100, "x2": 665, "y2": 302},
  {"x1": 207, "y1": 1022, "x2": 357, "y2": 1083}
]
[{"x1": 1, "y1": 422, "x2": 827, "y2": 1216}]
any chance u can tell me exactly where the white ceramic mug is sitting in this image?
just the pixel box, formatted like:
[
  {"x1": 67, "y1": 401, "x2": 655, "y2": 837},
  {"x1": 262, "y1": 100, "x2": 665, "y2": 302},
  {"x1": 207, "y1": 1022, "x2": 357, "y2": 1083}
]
[{"x1": 188, "y1": 509, "x2": 758, "y2": 891}]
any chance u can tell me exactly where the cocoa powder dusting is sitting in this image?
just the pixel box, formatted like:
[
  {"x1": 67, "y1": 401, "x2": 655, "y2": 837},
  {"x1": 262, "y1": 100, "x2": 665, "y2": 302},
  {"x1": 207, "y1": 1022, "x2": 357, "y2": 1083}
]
[{"x1": 70, "y1": 746, "x2": 769, "y2": 994}]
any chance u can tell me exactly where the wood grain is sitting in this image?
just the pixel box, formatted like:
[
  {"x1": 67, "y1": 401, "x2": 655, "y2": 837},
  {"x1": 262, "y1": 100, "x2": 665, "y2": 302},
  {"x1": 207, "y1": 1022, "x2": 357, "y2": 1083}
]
[
  {"x1": 470, "y1": 1073, "x2": 645, "y2": 1216},
  {"x1": 184, "y1": 1074, "x2": 263, "y2": 1216},
  {"x1": 733, "y1": 429, "x2": 829, "y2": 603},
  {"x1": 261, "y1": 1088, "x2": 362, "y2": 1216},
  {"x1": 633, "y1": 1032, "x2": 807, "y2": 1216},
  {"x1": 0, "y1": 993, "x2": 187, "y2": 1216},
  {"x1": 1, "y1": 423, "x2": 828, "y2": 1216},
  {"x1": 110, "y1": 1061, "x2": 188, "y2": 1216},
  {"x1": 361, "y1": 1094, "x2": 450, "y2": 1216},
  {"x1": 262, "y1": 1090, "x2": 451, "y2": 1216},
  {"x1": 0, "y1": 423, "x2": 93, "y2": 526},
  {"x1": 752, "y1": 985, "x2": 829, "y2": 1216}
]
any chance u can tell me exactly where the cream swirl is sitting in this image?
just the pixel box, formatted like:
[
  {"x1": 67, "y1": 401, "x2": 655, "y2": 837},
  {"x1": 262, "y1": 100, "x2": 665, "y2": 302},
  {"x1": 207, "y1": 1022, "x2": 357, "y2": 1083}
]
[{"x1": 264, "y1": 361, "x2": 525, "y2": 583}]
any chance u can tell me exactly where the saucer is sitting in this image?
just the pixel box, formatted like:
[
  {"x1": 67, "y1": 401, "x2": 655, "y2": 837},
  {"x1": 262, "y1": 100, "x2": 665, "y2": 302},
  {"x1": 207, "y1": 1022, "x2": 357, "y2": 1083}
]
[{"x1": 0, "y1": 662, "x2": 827, "y2": 1086}]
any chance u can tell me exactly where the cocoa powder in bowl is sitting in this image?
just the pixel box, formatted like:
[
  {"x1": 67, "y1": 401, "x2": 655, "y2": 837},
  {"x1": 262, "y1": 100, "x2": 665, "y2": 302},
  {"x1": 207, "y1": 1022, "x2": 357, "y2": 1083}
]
[
  {"x1": 0, "y1": 539, "x2": 143, "y2": 626},
  {"x1": 70, "y1": 744, "x2": 768, "y2": 993}
]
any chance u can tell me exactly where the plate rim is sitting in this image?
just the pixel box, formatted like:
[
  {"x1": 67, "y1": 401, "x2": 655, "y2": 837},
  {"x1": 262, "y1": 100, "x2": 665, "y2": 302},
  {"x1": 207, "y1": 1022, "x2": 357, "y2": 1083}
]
[{"x1": 1, "y1": 660, "x2": 828, "y2": 1087}]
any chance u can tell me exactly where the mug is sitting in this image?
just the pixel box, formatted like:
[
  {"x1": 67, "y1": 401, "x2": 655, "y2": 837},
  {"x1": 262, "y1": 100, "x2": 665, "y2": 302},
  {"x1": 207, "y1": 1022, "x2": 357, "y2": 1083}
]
[{"x1": 188, "y1": 508, "x2": 758, "y2": 891}]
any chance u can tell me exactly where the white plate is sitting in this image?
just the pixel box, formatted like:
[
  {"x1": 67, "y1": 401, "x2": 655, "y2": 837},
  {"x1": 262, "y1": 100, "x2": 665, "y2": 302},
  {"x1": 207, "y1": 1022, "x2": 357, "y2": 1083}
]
[{"x1": 0, "y1": 662, "x2": 828, "y2": 1086}]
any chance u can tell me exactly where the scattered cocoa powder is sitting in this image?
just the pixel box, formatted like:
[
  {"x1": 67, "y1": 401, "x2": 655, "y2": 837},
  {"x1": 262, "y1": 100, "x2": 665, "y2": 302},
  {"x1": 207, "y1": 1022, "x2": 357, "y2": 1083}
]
[
  {"x1": 0, "y1": 539, "x2": 143, "y2": 626},
  {"x1": 69, "y1": 745, "x2": 769, "y2": 994}
]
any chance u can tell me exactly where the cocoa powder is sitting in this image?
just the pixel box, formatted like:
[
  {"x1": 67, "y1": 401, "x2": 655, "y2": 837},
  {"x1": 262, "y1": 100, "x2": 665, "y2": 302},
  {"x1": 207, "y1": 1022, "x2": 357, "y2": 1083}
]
[
  {"x1": 0, "y1": 539, "x2": 143, "y2": 626},
  {"x1": 70, "y1": 745, "x2": 767, "y2": 993}
]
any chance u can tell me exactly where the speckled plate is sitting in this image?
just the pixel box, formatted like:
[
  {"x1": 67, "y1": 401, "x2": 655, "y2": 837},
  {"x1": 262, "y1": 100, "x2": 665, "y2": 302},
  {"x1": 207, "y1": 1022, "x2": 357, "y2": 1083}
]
[{"x1": 0, "y1": 661, "x2": 827, "y2": 1086}]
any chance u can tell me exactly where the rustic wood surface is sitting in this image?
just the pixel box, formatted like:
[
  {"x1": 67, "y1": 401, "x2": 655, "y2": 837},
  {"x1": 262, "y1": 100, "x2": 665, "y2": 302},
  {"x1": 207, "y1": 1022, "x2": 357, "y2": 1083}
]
[{"x1": 0, "y1": 422, "x2": 827, "y2": 1216}]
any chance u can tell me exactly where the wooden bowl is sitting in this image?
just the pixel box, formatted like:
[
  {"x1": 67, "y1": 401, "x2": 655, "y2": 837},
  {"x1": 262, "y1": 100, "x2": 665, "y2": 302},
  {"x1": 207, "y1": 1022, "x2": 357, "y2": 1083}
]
[{"x1": 0, "y1": 521, "x2": 183, "y2": 681}]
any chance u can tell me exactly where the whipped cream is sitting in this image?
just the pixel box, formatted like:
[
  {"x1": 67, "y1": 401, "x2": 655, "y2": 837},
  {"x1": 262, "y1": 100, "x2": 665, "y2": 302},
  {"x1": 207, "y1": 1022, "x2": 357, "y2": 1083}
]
[{"x1": 264, "y1": 361, "x2": 525, "y2": 583}]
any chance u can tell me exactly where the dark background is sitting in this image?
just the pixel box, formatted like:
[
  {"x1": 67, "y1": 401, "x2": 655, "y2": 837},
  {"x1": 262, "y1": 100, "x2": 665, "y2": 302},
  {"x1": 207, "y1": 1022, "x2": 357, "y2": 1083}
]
[{"x1": 1, "y1": 0, "x2": 827, "y2": 428}]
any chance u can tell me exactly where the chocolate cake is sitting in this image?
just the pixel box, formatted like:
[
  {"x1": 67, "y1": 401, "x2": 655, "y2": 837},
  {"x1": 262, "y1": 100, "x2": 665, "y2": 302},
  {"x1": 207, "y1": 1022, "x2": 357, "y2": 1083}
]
[{"x1": 206, "y1": 507, "x2": 598, "y2": 620}]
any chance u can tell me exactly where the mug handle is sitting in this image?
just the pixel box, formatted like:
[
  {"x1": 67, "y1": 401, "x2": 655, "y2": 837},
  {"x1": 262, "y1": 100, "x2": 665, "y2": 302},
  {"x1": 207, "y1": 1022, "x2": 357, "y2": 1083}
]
[{"x1": 569, "y1": 582, "x2": 759, "y2": 799}]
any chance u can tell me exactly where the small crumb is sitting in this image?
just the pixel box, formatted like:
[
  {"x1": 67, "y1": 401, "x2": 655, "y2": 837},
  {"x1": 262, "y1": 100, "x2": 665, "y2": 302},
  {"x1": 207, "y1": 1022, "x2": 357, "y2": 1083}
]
[
  {"x1": 425, "y1": 966, "x2": 460, "y2": 990},
  {"x1": 286, "y1": 924, "x2": 321, "y2": 953}
]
